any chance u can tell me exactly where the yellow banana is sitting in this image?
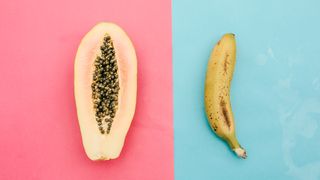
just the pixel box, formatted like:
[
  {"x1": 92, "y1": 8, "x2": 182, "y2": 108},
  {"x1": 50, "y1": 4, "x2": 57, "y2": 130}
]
[{"x1": 204, "y1": 33, "x2": 247, "y2": 159}]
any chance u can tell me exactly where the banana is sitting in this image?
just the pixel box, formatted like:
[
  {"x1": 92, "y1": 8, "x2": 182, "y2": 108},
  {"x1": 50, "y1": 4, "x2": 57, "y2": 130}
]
[{"x1": 204, "y1": 33, "x2": 247, "y2": 159}]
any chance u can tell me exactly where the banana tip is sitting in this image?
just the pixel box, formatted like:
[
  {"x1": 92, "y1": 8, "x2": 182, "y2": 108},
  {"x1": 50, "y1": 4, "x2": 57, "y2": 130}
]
[
  {"x1": 225, "y1": 33, "x2": 235, "y2": 37},
  {"x1": 233, "y1": 147, "x2": 247, "y2": 159}
]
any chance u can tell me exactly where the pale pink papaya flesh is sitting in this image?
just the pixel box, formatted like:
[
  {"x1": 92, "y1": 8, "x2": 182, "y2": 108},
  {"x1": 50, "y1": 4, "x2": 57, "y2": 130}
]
[{"x1": 74, "y1": 22, "x2": 137, "y2": 160}]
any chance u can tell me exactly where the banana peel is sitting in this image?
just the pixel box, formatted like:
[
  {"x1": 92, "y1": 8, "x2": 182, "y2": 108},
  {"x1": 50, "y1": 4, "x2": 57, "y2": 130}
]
[{"x1": 204, "y1": 33, "x2": 247, "y2": 159}]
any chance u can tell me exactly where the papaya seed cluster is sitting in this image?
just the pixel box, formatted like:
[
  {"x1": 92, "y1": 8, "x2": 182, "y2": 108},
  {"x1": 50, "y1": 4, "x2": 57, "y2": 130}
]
[{"x1": 91, "y1": 35, "x2": 120, "y2": 134}]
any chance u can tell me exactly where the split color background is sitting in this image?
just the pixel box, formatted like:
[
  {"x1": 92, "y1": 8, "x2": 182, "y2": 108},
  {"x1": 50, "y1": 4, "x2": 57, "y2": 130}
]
[{"x1": 1, "y1": 0, "x2": 320, "y2": 179}]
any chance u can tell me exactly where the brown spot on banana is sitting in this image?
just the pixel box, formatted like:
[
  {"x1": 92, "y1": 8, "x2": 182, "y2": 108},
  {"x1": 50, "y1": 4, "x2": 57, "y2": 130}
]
[
  {"x1": 211, "y1": 122, "x2": 218, "y2": 132},
  {"x1": 220, "y1": 99, "x2": 231, "y2": 129},
  {"x1": 204, "y1": 33, "x2": 246, "y2": 159},
  {"x1": 223, "y1": 54, "x2": 230, "y2": 75}
]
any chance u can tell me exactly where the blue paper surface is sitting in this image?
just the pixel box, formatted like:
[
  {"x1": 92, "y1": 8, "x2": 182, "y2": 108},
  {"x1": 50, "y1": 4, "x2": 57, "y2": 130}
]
[{"x1": 173, "y1": 0, "x2": 320, "y2": 179}]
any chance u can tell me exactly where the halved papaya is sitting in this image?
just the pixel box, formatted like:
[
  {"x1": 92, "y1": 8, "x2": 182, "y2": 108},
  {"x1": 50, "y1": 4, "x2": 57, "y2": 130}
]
[{"x1": 74, "y1": 22, "x2": 137, "y2": 160}]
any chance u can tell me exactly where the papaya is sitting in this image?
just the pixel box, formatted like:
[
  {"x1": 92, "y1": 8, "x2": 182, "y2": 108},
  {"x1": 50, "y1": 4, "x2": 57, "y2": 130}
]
[{"x1": 74, "y1": 22, "x2": 137, "y2": 160}]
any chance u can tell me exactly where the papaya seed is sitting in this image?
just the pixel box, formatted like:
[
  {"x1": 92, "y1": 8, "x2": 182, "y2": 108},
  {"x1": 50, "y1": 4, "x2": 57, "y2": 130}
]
[{"x1": 91, "y1": 35, "x2": 120, "y2": 134}]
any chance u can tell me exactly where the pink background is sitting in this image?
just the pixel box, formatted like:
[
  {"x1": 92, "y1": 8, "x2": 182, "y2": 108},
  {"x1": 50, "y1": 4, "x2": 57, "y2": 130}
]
[{"x1": 0, "y1": 0, "x2": 173, "y2": 179}]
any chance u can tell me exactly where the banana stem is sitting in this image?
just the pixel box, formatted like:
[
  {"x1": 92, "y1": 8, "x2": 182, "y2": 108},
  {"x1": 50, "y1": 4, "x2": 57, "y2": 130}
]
[{"x1": 226, "y1": 135, "x2": 247, "y2": 159}]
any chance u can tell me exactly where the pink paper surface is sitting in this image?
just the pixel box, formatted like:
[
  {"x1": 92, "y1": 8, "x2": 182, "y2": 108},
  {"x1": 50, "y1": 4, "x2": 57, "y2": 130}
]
[{"x1": 0, "y1": 0, "x2": 173, "y2": 179}]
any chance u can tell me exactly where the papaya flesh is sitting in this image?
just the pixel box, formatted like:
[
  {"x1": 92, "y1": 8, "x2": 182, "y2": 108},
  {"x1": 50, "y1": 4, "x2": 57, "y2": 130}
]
[{"x1": 74, "y1": 22, "x2": 137, "y2": 160}]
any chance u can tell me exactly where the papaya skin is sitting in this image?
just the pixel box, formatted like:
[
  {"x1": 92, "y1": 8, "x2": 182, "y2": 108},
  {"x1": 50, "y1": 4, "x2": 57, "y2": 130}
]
[
  {"x1": 204, "y1": 34, "x2": 246, "y2": 159},
  {"x1": 74, "y1": 22, "x2": 137, "y2": 160}
]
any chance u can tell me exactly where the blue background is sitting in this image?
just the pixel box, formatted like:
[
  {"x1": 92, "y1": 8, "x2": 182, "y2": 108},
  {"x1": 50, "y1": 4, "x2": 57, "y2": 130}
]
[{"x1": 173, "y1": 0, "x2": 320, "y2": 179}]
